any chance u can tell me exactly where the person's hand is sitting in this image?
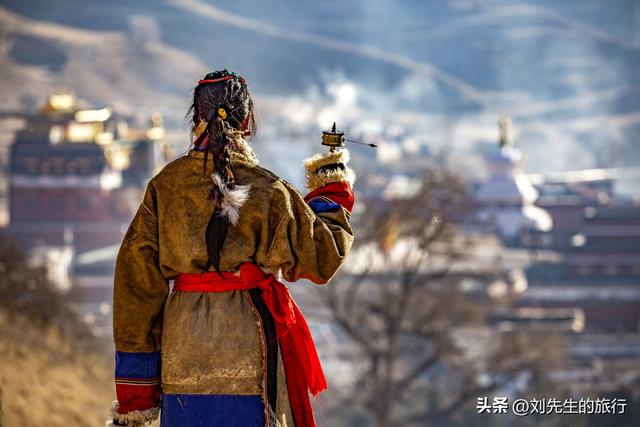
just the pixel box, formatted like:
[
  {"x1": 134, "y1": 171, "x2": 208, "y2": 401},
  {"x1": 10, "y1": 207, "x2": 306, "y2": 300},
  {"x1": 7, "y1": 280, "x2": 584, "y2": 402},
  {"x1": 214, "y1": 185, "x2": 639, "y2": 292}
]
[
  {"x1": 106, "y1": 401, "x2": 159, "y2": 427},
  {"x1": 106, "y1": 418, "x2": 146, "y2": 427}
]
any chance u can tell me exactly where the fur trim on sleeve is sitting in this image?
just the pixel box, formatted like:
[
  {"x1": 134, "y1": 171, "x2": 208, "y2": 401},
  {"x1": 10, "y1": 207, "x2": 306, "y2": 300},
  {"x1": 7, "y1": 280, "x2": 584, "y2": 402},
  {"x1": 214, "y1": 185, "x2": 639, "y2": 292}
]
[
  {"x1": 304, "y1": 149, "x2": 355, "y2": 191},
  {"x1": 106, "y1": 401, "x2": 160, "y2": 427}
]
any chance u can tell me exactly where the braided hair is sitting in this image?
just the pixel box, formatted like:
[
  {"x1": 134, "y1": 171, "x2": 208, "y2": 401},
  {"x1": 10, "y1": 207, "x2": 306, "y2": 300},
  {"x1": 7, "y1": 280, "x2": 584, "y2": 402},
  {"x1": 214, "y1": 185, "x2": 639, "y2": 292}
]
[{"x1": 189, "y1": 70, "x2": 256, "y2": 274}]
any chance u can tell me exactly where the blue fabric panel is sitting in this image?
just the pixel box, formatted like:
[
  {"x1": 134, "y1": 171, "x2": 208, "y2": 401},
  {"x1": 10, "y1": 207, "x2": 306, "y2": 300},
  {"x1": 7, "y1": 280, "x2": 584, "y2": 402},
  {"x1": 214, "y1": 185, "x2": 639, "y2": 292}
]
[
  {"x1": 160, "y1": 394, "x2": 265, "y2": 427},
  {"x1": 115, "y1": 350, "x2": 161, "y2": 379},
  {"x1": 308, "y1": 198, "x2": 341, "y2": 213}
]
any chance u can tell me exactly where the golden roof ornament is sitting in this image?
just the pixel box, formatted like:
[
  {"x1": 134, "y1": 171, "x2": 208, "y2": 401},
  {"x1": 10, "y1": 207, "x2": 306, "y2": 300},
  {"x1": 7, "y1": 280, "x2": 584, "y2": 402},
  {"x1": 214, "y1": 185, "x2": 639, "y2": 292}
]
[{"x1": 499, "y1": 115, "x2": 513, "y2": 148}]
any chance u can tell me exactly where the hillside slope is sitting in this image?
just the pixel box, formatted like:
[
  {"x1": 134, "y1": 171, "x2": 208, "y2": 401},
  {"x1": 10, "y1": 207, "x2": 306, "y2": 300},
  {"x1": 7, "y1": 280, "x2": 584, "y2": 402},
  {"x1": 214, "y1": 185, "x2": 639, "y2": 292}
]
[
  {"x1": 0, "y1": 310, "x2": 117, "y2": 426},
  {"x1": 0, "y1": 5, "x2": 206, "y2": 126},
  {"x1": 1, "y1": 1, "x2": 639, "y2": 178}
]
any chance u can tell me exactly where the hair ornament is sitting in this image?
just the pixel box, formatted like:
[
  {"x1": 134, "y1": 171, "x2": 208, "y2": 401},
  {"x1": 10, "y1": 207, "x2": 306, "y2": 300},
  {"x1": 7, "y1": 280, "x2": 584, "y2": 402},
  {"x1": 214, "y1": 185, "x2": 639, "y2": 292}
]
[
  {"x1": 193, "y1": 119, "x2": 207, "y2": 139},
  {"x1": 198, "y1": 75, "x2": 235, "y2": 85},
  {"x1": 217, "y1": 107, "x2": 228, "y2": 120},
  {"x1": 197, "y1": 69, "x2": 246, "y2": 86}
]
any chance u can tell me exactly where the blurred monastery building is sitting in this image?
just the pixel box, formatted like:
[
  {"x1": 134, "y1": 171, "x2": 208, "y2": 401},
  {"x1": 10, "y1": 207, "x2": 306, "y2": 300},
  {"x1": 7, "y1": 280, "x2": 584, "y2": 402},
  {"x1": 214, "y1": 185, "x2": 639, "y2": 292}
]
[{"x1": 1, "y1": 91, "x2": 172, "y2": 335}]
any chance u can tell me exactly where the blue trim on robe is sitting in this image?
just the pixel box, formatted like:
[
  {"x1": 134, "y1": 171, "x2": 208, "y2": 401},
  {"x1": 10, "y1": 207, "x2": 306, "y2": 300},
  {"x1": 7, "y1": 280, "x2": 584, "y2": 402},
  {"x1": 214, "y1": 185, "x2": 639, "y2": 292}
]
[
  {"x1": 308, "y1": 197, "x2": 341, "y2": 213},
  {"x1": 115, "y1": 350, "x2": 161, "y2": 379},
  {"x1": 160, "y1": 394, "x2": 265, "y2": 427}
]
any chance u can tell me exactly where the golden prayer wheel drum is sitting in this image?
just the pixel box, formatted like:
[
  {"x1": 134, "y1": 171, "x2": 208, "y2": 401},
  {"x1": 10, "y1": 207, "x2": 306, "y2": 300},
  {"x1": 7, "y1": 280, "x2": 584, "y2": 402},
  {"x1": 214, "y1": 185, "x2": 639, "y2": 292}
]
[{"x1": 321, "y1": 122, "x2": 345, "y2": 151}]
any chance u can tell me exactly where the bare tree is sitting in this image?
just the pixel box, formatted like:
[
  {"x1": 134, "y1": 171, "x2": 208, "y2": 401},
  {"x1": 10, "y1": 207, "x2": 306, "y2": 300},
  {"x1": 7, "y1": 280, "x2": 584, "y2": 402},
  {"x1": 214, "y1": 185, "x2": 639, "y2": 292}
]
[
  {"x1": 0, "y1": 236, "x2": 102, "y2": 346},
  {"x1": 311, "y1": 169, "x2": 565, "y2": 427}
]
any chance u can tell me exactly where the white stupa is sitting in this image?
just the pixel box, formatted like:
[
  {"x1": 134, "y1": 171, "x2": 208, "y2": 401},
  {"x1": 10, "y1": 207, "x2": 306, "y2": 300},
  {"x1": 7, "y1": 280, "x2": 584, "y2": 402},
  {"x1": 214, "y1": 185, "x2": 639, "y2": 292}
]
[{"x1": 476, "y1": 117, "x2": 552, "y2": 239}]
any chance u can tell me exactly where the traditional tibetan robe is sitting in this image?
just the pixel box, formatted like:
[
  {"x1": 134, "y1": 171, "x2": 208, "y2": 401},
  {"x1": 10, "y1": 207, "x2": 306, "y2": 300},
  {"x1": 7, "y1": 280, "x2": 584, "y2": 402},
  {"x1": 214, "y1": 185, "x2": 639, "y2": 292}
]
[{"x1": 110, "y1": 146, "x2": 355, "y2": 427}]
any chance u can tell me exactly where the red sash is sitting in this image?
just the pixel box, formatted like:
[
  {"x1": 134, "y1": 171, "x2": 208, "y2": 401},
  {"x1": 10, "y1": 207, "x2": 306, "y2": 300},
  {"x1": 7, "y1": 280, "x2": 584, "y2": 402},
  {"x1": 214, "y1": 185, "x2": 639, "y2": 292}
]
[{"x1": 174, "y1": 263, "x2": 327, "y2": 427}]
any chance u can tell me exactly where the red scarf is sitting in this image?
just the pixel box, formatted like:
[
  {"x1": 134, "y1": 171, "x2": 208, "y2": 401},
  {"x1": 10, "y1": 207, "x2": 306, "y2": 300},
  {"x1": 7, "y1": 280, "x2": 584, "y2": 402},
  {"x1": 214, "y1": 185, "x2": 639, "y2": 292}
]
[{"x1": 174, "y1": 263, "x2": 327, "y2": 427}]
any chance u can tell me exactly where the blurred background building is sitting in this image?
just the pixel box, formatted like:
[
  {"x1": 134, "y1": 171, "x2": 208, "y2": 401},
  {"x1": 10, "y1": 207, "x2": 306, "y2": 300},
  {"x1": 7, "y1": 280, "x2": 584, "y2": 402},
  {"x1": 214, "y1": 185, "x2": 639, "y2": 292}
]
[
  {"x1": 0, "y1": 1, "x2": 639, "y2": 426},
  {"x1": 1, "y1": 90, "x2": 172, "y2": 335}
]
